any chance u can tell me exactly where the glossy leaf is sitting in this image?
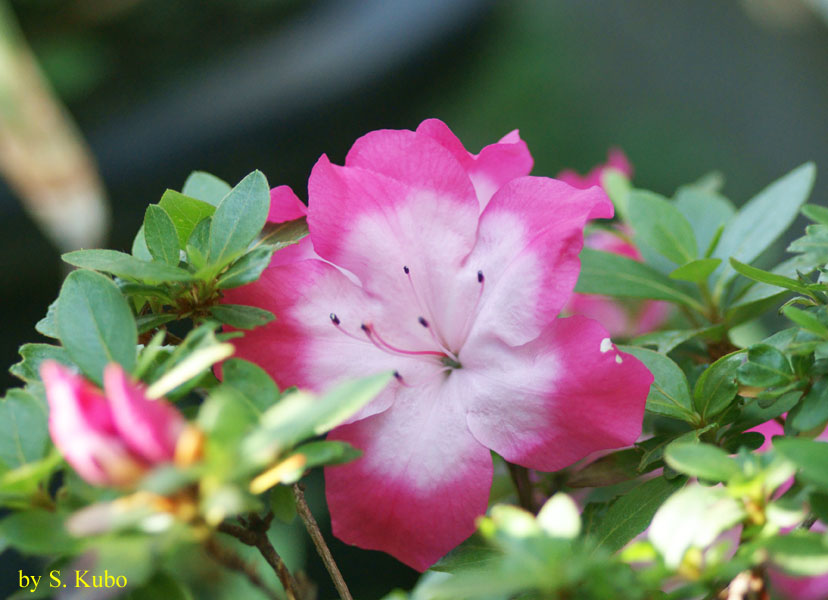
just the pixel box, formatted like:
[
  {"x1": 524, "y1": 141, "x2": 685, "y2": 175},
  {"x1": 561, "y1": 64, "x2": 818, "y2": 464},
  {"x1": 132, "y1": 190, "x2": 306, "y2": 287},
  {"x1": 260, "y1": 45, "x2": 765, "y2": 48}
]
[
  {"x1": 619, "y1": 346, "x2": 698, "y2": 423},
  {"x1": 664, "y1": 442, "x2": 739, "y2": 482},
  {"x1": 737, "y1": 344, "x2": 794, "y2": 388},
  {"x1": 208, "y1": 304, "x2": 275, "y2": 329},
  {"x1": 693, "y1": 352, "x2": 741, "y2": 421}
]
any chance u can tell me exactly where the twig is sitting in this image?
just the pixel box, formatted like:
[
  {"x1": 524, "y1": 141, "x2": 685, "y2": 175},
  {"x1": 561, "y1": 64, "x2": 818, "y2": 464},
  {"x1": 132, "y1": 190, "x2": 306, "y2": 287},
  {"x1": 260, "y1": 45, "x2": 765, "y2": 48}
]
[
  {"x1": 293, "y1": 483, "x2": 353, "y2": 600},
  {"x1": 218, "y1": 517, "x2": 302, "y2": 600},
  {"x1": 205, "y1": 536, "x2": 279, "y2": 600},
  {"x1": 507, "y1": 462, "x2": 536, "y2": 513}
]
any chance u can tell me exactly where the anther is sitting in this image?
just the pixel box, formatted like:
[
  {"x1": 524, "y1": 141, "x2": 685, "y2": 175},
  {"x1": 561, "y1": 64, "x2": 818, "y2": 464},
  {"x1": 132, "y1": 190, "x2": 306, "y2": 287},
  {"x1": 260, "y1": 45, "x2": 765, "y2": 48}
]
[
  {"x1": 393, "y1": 371, "x2": 402, "y2": 381},
  {"x1": 403, "y1": 265, "x2": 410, "y2": 274},
  {"x1": 477, "y1": 270, "x2": 484, "y2": 283},
  {"x1": 360, "y1": 323, "x2": 369, "y2": 333},
  {"x1": 329, "y1": 313, "x2": 340, "y2": 325},
  {"x1": 418, "y1": 317, "x2": 429, "y2": 328}
]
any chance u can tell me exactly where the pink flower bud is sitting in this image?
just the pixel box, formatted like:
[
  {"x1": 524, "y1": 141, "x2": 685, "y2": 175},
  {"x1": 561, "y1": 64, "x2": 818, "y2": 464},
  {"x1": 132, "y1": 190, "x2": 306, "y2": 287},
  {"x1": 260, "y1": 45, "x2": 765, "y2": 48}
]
[{"x1": 40, "y1": 361, "x2": 185, "y2": 487}]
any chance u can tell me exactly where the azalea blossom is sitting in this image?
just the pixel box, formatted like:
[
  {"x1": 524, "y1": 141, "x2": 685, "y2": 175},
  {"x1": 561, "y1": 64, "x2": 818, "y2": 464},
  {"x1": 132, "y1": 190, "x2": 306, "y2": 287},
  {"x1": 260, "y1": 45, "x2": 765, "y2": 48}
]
[
  {"x1": 558, "y1": 150, "x2": 670, "y2": 338},
  {"x1": 40, "y1": 361, "x2": 184, "y2": 487},
  {"x1": 224, "y1": 119, "x2": 653, "y2": 570}
]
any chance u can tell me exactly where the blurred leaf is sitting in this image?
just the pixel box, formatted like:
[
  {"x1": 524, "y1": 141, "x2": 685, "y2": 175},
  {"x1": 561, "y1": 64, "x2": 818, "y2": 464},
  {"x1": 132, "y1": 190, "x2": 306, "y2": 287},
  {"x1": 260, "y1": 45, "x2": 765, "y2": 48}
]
[
  {"x1": 765, "y1": 532, "x2": 828, "y2": 576},
  {"x1": 0, "y1": 389, "x2": 48, "y2": 470},
  {"x1": 221, "y1": 358, "x2": 280, "y2": 414},
  {"x1": 35, "y1": 300, "x2": 58, "y2": 339},
  {"x1": 789, "y1": 224, "x2": 828, "y2": 265},
  {"x1": 136, "y1": 313, "x2": 177, "y2": 334},
  {"x1": 693, "y1": 352, "x2": 741, "y2": 421},
  {"x1": 217, "y1": 246, "x2": 276, "y2": 290},
  {"x1": 587, "y1": 476, "x2": 685, "y2": 555},
  {"x1": 619, "y1": 346, "x2": 698, "y2": 423},
  {"x1": 536, "y1": 493, "x2": 581, "y2": 539},
  {"x1": 209, "y1": 171, "x2": 270, "y2": 267},
  {"x1": 269, "y1": 485, "x2": 296, "y2": 523},
  {"x1": 664, "y1": 442, "x2": 739, "y2": 482},
  {"x1": 726, "y1": 290, "x2": 788, "y2": 328},
  {"x1": 246, "y1": 373, "x2": 392, "y2": 463},
  {"x1": 713, "y1": 162, "x2": 816, "y2": 285},
  {"x1": 292, "y1": 440, "x2": 361, "y2": 469},
  {"x1": 208, "y1": 305, "x2": 275, "y2": 329},
  {"x1": 650, "y1": 485, "x2": 745, "y2": 568},
  {"x1": 0, "y1": 510, "x2": 77, "y2": 554},
  {"x1": 628, "y1": 190, "x2": 697, "y2": 264},
  {"x1": 63, "y1": 249, "x2": 195, "y2": 283},
  {"x1": 127, "y1": 571, "x2": 192, "y2": 600},
  {"x1": 186, "y1": 217, "x2": 212, "y2": 269},
  {"x1": 182, "y1": 171, "x2": 232, "y2": 206},
  {"x1": 57, "y1": 269, "x2": 137, "y2": 382},
  {"x1": 431, "y1": 535, "x2": 499, "y2": 574},
  {"x1": 669, "y1": 258, "x2": 721, "y2": 282},
  {"x1": 674, "y1": 187, "x2": 735, "y2": 258},
  {"x1": 737, "y1": 344, "x2": 794, "y2": 388},
  {"x1": 144, "y1": 205, "x2": 180, "y2": 266},
  {"x1": 10, "y1": 343, "x2": 72, "y2": 383},
  {"x1": 567, "y1": 449, "x2": 642, "y2": 488},
  {"x1": 132, "y1": 226, "x2": 152, "y2": 261},
  {"x1": 631, "y1": 327, "x2": 717, "y2": 354},
  {"x1": 577, "y1": 249, "x2": 704, "y2": 310},
  {"x1": 159, "y1": 190, "x2": 216, "y2": 248},
  {"x1": 775, "y1": 438, "x2": 828, "y2": 489}
]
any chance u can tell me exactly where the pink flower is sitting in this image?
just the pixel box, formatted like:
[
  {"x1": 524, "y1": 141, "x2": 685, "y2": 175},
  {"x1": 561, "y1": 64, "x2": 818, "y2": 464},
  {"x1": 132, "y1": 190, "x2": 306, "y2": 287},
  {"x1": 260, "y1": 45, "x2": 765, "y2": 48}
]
[
  {"x1": 40, "y1": 361, "x2": 185, "y2": 487},
  {"x1": 556, "y1": 148, "x2": 633, "y2": 190},
  {"x1": 224, "y1": 119, "x2": 653, "y2": 570},
  {"x1": 558, "y1": 150, "x2": 670, "y2": 338}
]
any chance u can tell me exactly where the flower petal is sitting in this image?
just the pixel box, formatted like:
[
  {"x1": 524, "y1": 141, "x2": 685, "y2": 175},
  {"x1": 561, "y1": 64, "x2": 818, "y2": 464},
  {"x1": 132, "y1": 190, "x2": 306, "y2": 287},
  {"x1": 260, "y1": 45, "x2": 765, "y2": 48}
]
[
  {"x1": 463, "y1": 316, "x2": 652, "y2": 471},
  {"x1": 416, "y1": 119, "x2": 533, "y2": 209},
  {"x1": 557, "y1": 148, "x2": 633, "y2": 190},
  {"x1": 326, "y1": 377, "x2": 492, "y2": 571},
  {"x1": 267, "y1": 185, "x2": 307, "y2": 223},
  {"x1": 465, "y1": 177, "x2": 613, "y2": 346},
  {"x1": 103, "y1": 363, "x2": 184, "y2": 464}
]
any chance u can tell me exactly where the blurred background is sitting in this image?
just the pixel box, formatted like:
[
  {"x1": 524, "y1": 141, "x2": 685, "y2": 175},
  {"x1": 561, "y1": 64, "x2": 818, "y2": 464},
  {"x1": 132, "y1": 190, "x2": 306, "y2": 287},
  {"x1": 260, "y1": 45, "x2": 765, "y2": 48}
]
[{"x1": 1, "y1": 0, "x2": 827, "y2": 597}]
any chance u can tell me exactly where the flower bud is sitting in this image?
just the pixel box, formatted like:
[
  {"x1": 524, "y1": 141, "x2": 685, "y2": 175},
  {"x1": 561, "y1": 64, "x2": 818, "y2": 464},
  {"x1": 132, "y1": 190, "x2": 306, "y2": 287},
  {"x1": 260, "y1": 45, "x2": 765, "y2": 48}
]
[{"x1": 40, "y1": 361, "x2": 185, "y2": 487}]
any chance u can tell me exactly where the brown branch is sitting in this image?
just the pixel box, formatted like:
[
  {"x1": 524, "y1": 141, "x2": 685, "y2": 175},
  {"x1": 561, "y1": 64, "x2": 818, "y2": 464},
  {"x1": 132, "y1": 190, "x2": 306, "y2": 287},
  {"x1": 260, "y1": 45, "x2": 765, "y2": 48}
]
[
  {"x1": 205, "y1": 536, "x2": 279, "y2": 600},
  {"x1": 218, "y1": 517, "x2": 302, "y2": 600},
  {"x1": 293, "y1": 484, "x2": 353, "y2": 600}
]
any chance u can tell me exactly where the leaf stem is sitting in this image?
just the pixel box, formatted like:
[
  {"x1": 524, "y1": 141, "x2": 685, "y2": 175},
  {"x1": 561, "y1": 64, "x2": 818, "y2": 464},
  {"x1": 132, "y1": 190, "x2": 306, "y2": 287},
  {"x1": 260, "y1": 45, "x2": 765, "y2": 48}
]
[{"x1": 293, "y1": 483, "x2": 353, "y2": 600}]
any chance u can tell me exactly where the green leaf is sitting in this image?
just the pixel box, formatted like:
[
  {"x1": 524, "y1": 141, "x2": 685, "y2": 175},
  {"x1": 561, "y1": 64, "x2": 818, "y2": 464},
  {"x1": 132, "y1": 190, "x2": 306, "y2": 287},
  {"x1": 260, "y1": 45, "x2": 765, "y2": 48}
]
[
  {"x1": 63, "y1": 249, "x2": 195, "y2": 283},
  {"x1": 182, "y1": 171, "x2": 232, "y2": 206},
  {"x1": 729, "y1": 258, "x2": 813, "y2": 296},
  {"x1": 725, "y1": 290, "x2": 789, "y2": 328},
  {"x1": 664, "y1": 442, "x2": 739, "y2": 482},
  {"x1": 693, "y1": 352, "x2": 741, "y2": 421},
  {"x1": 802, "y1": 204, "x2": 828, "y2": 226},
  {"x1": 766, "y1": 532, "x2": 828, "y2": 576},
  {"x1": 618, "y1": 346, "x2": 698, "y2": 423},
  {"x1": 713, "y1": 162, "x2": 816, "y2": 285},
  {"x1": 788, "y1": 224, "x2": 828, "y2": 264},
  {"x1": 628, "y1": 190, "x2": 697, "y2": 264},
  {"x1": 185, "y1": 217, "x2": 211, "y2": 268},
  {"x1": 269, "y1": 485, "x2": 297, "y2": 523},
  {"x1": 775, "y1": 438, "x2": 828, "y2": 489},
  {"x1": 158, "y1": 189, "x2": 217, "y2": 249},
  {"x1": 674, "y1": 187, "x2": 735, "y2": 258},
  {"x1": 209, "y1": 171, "x2": 270, "y2": 266},
  {"x1": 245, "y1": 373, "x2": 392, "y2": 463},
  {"x1": 217, "y1": 246, "x2": 276, "y2": 289},
  {"x1": 737, "y1": 344, "x2": 794, "y2": 388},
  {"x1": 208, "y1": 304, "x2": 275, "y2": 329},
  {"x1": 587, "y1": 476, "x2": 685, "y2": 555},
  {"x1": 567, "y1": 448, "x2": 642, "y2": 487},
  {"x1": 537, "y1": 493, "x2": 581, "y2": 539},
  {"x1": 35, "y1": 300, "x2": 58, "y2": 339},
  {"x1": 788, "y1": 378, "x2": 828, "y2": 434},
  {"x1": 0, "y1": 510, "x2": 77, "y2": 554},
  {"x1": 430, "y1": 535, "x2": 499, "y2": 574},
  {"x1": 292, "y1": 440, "x2": 362, "y2": 469},
  {"x1": 127, "y1": 571, "x2": 192, "y2": 600},
  {"x1": 602, "y1": 169, "x2": 632, "y2": 221},
  {"x1": 0, "y1": 389, "x2": 49, "y2": 470},
  {"x1": 576, "y1": 248, "x2": 705, "y2": 311},
  {"x1": 257, "y1": 217, "x2": 309, "y2": 249},
  {"x1": 135, "y1": 313, "x2": 177, "y2": 334},
  {"x1": 631, "y1": 327, "x2": 715, "y2": 354},
  {"x1": 56, "y1": 269, "x2": 137, "y2": 382},
  {"x1": 143, "y1": 205, "x2": 180, "y2": 266},
  {"x1": 669, "y1": 258, "x2": 721, "y2": 282},
  {"x1": 10, "y1": 343, "x2": 72, "y2": 383},
  {"x1": 220, "y1": 358, "x2": 280, "y2": 414},
  {"x1": 783, "y1": 306, "x2": 828, "y2": 338}
]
